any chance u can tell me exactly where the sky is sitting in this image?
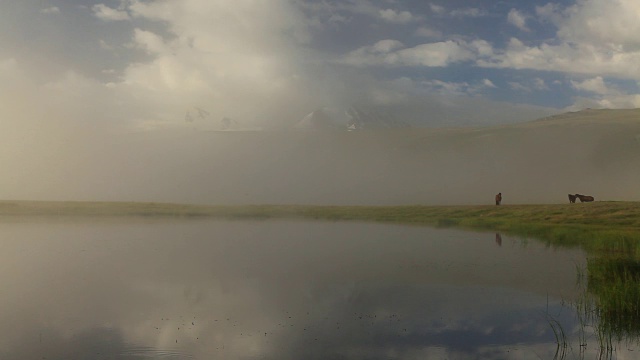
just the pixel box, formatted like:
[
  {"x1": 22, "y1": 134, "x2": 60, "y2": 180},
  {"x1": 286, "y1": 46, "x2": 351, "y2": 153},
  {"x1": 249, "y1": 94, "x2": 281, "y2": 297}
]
[
  {"x1": 2, "y1": 0, "x2": 640, "y2": 132},
  {"x1": 1, "y1": 0, "x2": 640, "y2": 204}
]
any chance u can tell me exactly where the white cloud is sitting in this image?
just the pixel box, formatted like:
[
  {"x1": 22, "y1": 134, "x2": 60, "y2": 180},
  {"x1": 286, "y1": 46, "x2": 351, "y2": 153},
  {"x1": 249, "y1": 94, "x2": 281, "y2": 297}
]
[
  {"x1": 508, "y1": 81, "x2": 531, "y2": 92},
  {"x1": 132, "y1": 29, "x2": 169, "y2": 55},
  {"x1": 449, "y1": 8, "x2": 488, "y2": 18},
  {"x1": 429, "y1": 4, "x2": 446, "y2": 15},
  {"x1": 555, "y1": 0, "x2": 640, "y2": 49},
  {"x1": 571, "y1": 76, "x2": 609, "y2": 95},
  {"x1": 300, "y1": 0, "x2": 395, "y2": 26},
  {"x1": 422, "y1": 80, "x2": 471, "y2": 95},
  {"x1": 372, "y1": 39, "x2": 405, "y2": 53},
  {"x1": 567, "y1": 76, "x2": 640, "y2": 109},
  {"x1": 415, "y1": 26, "x2": 442, "y2": 39},
  {"x1": 535, "y1": 3, "x2": 563, "y2": 25},
  {"x1": 343, "y1": 39, "x2": 492, "y2": 67},
  {"x1": 327, "y1": 13, "x2": 350, "y2": 26},
  {"x1": 470, "y1": 39, "x2": 494, "y2": 57},
  {"x1": 378, "y1": 9, "x2": 417, "y2": 24},
  {"x1": 92, "y1": 4, "x2": 130, "y2": 21},
  {"x1": 506, "y1": 78, "x2": 548, "y2": 93},
  {"x1": 113, "y1": 0, "x2": 323, "y2": 124},
  {"x1": 99, "y1": 39, "x2": 114, "y2": 51},
  {"x1": 481, "y1": 0, "x2": 640, "y2": 80},
  {"x1": 533, "y1": 78, "x2": 548, "y2": 90},
  {"x1": 479, "y1": 38, "x2": 640, "y2": 80},
  {"x1": 422, "y1": 79, "x2": 497, "y2": 96},
  {"x1": 483, "y1": 79, "x2": 497, "y2": 88},
  {"x1": 507, "y1": 9, "x2": 529, "y2": 32},
  {"x1": 0, "y1": 0, "x2": 560, "y2": 138},
  {"x1": 40, "y1": 6, "x2": 60, "y2": 15},
  {"x1": 567, "y1": 94, "x2": 640, "y2": 110},
  {"x1": 1, "y1": 1, "x2": 321, "y2": 136},
  {"x1": 367, "y1": 77, "x2": 413, "y2": 105}
]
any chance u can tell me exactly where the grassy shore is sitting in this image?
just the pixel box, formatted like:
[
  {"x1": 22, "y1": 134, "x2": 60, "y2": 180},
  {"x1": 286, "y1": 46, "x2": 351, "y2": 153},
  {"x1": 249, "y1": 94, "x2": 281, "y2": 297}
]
[{"x1": 1, "y1": 200, "x2": 639, "y2": 243}]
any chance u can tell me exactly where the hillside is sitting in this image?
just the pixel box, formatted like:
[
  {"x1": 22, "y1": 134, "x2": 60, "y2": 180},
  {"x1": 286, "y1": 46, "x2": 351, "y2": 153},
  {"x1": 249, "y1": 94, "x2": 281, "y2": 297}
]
[{"x1": 531, "y1": 107, "x2": 640, "y2": 125}]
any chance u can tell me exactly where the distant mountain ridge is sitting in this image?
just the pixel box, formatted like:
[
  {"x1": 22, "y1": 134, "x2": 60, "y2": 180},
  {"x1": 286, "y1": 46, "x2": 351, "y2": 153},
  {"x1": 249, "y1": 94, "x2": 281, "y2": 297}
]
[
  {"x1": 531, "y1": 108, "x2": 640, "y2": 125},
  {"x1": 296, "y1": 106, "x2": 640, "y2": 131}
]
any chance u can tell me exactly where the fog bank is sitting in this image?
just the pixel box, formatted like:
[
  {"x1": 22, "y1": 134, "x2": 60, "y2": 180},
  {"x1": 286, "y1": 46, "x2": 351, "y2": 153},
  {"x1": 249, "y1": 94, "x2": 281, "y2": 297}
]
[{"x1": 2, "y1": 109, "x2": 639, "y2": 205}]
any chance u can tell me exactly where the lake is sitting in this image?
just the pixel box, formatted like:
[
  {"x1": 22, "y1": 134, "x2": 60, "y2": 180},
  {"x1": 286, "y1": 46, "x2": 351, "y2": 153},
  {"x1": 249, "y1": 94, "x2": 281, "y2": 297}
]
[{"x1": 0, "y1": 219, "x2": 637, "y2": 359}]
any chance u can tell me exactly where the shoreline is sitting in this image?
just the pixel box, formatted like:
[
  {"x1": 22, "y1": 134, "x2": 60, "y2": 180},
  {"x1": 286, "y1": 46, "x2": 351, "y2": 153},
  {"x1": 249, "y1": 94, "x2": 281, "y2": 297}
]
[{"x1": 1, "y1": 199, "x2": 638, "y2": 232}]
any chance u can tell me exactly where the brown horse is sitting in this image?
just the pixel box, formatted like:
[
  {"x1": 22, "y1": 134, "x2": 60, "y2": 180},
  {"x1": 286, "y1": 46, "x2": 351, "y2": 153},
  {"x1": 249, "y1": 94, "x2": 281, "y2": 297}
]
[
  {"x1": 495, "y1": 192, "x2": 502, "y2": 205},
  {"x1": 575, "y1": 194, "x2": 594, "y2": 202},
  {"x1": 568, "y1": 194, "x2": 577, "y2": 203}
]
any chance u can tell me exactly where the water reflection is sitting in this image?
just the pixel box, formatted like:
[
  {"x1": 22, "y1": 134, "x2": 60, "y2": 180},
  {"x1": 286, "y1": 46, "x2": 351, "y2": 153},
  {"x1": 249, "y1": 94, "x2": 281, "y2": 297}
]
[{"x1": 0, "y1": 219, "x2": 632, "y2": 359}]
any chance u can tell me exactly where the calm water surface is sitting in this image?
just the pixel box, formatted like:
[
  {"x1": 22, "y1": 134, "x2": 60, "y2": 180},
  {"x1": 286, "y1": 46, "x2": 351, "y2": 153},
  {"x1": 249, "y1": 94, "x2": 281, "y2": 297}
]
[{"x1": 0, "y1": 219, "x2": 636, "y2": 359}]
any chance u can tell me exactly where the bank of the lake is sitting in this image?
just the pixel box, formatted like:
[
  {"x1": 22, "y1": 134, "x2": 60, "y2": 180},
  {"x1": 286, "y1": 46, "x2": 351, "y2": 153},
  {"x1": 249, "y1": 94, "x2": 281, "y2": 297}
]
[{"x1": 1, "y1": 200, "x2": 639, "y2": 245}]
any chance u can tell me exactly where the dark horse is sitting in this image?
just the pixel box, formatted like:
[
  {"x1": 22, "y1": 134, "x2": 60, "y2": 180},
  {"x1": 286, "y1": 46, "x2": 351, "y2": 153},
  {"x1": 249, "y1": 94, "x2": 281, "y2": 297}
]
[
  {"x1": 568, "y1": 194, "x2": 577, "y2": 203},
  {"x1": 575, "y1": 194, "x2": 595, "y2": 202},
  {"x1": 495, "y1": 192, "x2": 502, "y2": 205}
]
